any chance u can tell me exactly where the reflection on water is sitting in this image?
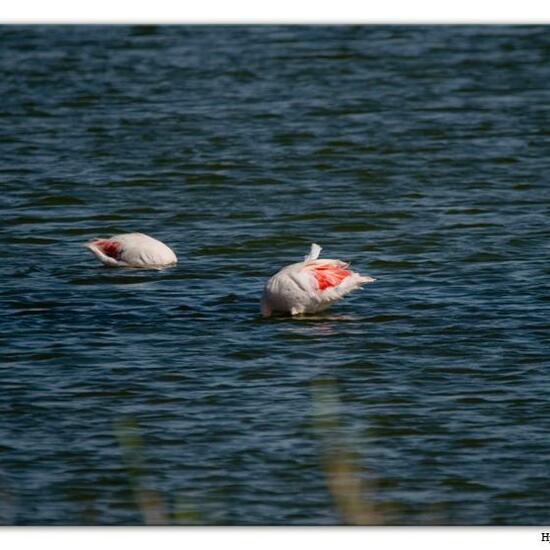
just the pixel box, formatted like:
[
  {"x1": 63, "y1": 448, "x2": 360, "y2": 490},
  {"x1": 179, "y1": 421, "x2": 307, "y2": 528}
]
[
  {"x1": 312, "y1": 379, "x2": 382, "y2": 525},
  {"x1": 114, "y1": 418, "x2": 170, "y2": 525}
]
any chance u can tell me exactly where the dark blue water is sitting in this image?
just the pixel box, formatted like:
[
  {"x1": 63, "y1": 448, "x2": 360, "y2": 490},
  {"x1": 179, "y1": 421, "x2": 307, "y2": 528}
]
[{"x1": 1, "y1": 25, "x2": 549, "y2": 525}]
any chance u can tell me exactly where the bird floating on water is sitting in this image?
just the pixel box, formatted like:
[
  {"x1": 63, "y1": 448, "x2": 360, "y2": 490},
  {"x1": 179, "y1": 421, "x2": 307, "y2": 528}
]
[
  {"x1": 261, "y1": 243, "x2": 375, "y2": 317},
  {"x1": 84, "y1": 233, "x2": 177, "y2": 268}
]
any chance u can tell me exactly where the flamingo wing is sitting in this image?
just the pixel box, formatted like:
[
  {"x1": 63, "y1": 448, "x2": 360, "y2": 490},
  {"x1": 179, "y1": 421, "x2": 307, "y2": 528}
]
[
  {"x1": 94, "y1": 240, "x2": 123, "y2": 260},
  {"x1": 309, "y1": 263, "x2": 352, "y2": 291}
]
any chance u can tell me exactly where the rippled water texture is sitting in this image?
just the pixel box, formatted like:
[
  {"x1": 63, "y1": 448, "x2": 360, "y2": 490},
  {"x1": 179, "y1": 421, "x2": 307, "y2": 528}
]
[{"x1": 1, "y1": 25, "x2": 550, "y2": 525}]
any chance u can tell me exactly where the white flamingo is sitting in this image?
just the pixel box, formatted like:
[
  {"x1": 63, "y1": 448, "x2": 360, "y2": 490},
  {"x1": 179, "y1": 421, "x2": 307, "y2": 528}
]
[
  {"x1": 84, "y1": 233, "x2": 177, "y2": 268},
  {"x1": 261, "y1": 243, "x2": 375, "y2": 317}
]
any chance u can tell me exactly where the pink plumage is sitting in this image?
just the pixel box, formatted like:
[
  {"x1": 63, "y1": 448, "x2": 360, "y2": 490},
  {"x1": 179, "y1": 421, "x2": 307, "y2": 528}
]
[
  {"x1": 261, "y1": 243, "x2": 375, "y2": 317},
  {"x1": 84, "y1": 233, "x2": 177, "y2": 268}
]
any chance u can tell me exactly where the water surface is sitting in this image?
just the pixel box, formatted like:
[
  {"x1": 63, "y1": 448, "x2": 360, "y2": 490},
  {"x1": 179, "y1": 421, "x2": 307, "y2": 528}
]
[{"x1": 1, "y1": 25, "x2": 549, "y2": 525}]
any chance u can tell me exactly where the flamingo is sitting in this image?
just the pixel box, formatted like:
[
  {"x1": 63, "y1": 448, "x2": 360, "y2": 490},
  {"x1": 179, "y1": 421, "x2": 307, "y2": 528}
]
[
  {"x1": 261, "y1": 243, "x2": 376, "y2": 317},
  {"x1": 84, "y1": 233, "x2": 177, "y2": 268}
]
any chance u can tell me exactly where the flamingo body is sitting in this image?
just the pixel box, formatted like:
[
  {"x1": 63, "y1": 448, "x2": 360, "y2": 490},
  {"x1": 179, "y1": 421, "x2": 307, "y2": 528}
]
[
  {"x1": 85, "y1": 233, "x2": 177, "y2": 268},
  {"x1": 261, "y1": 243, "x2": 375, "y2": 317}
]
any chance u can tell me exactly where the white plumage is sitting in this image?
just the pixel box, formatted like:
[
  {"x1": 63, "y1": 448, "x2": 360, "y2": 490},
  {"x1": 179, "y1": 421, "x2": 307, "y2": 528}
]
[
  {"x1": 84, "y1": 233, "x2": 177, "y2": 268},
  {"x1": 261, "y1": 243, "x2": 375, "y2": 317}
]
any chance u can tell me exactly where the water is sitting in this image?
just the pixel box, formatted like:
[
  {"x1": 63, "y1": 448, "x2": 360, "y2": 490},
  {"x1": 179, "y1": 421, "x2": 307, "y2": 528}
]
[{"x1": 1, "y1": 25, "x2": 549, "y2": 525}]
